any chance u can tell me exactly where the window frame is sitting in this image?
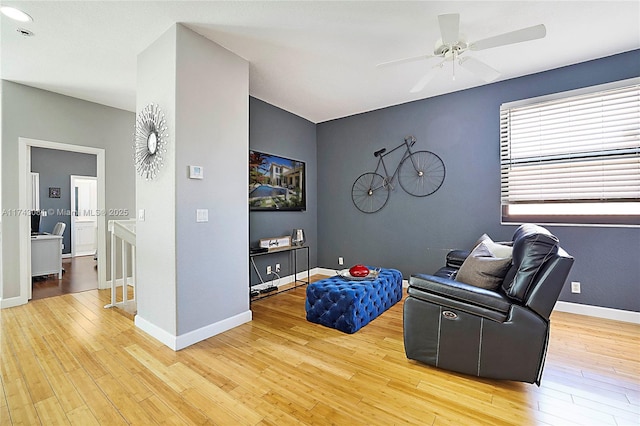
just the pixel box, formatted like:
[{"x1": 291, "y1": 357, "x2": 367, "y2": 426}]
[{"x1": 500, "y1": 77, "x2": 640, "y2": 228}]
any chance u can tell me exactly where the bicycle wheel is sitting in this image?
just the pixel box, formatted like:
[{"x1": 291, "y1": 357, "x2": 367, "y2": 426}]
[
  {"x1": 351, "y1": 172, "x2": 389, "y2": 213},
  {"x1": 398, "y1": 151, "x2": 445, "y2": 197}
]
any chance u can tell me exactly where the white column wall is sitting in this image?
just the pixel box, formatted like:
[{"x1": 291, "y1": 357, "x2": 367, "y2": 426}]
[
  {"x1": 174, "y1": 25, "x2": 250, "y2": 336},
  {"x1": 135, "y1": 26, "x2": 178, "y2": 338},
  {"x1": 135, "y1": 24, "x2": 250, "y2": 349}
]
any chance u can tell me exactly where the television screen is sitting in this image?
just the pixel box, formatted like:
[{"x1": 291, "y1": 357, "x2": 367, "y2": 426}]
[{"x1": 249, "y1": 150, "x2": 305, "y2": 211}]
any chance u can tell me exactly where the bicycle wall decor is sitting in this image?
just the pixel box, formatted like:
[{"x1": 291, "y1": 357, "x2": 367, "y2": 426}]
[{"x1": 351, "y1": 136, "x2": 445, "y2": 213}]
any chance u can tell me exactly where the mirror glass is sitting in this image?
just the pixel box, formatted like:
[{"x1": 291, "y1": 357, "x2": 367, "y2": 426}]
[{"x1": 147, "y1": 132, "x2": 158, "y2": 155}]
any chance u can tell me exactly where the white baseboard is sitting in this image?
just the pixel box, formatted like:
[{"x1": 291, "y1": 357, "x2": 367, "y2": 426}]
[
  {"x1": 62, "y1": 253, "x2": 72, "y2": 259},
  {"x1": 1, "y1": 296, "x2": 27, "y2": 309},
  {"x1": 135, "y1": 310, "x2": 253, "y2": 351},
  {"x1": 134, "y1": 315, "x2": 177, "y2": 349},
  {"x1": 554, "y1": 301, "x2": 640, "y2": 324},
  {"x1": 174, "y1": 310, "x2": 252, "y2": 350},
  {"x1": 252, "y1": 267, "x2": 326, "y2": 292},
  {"x1": 315, "y1": 267, "x2": 338, "y2": 277}
]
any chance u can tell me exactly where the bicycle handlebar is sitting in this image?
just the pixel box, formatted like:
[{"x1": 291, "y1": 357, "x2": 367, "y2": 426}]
[{"x1": 405, "y1": 135, "x2": 416, "y2": 147}]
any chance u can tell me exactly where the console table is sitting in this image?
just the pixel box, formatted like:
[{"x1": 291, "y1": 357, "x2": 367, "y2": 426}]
[{"x1": 250, "y1": 245, "x2": 309, "y2": 301}]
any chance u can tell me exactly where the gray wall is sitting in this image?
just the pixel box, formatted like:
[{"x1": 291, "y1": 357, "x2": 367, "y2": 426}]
[
  {"x1": 31, "y1": 147, "x2": 97, "y2": 254},
  {"x1": 317, "y1": 49, "x2": 640, "y2": 312},
  {"x1": 1, "y1": 81, "x2": 135, "y2": 300},
  {"x1": 249, "y1": 97, "x2": 318, "y2": 284}
]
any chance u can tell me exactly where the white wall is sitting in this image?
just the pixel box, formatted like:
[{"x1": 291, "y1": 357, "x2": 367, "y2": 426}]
[
  {"x1": 174, "y1": 25, "x2": 249, "y2": 334},
  {"x1": 135, "y1": 24, "x2": 250, "y2": 349},
  {"x1": 135, "y1": 26, "x2": 179, "y2": 336}
]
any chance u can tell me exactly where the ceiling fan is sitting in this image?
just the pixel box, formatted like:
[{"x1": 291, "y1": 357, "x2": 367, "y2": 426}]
[{"x1": 377, "y1": 13, "x2": 546, "y2": 93}]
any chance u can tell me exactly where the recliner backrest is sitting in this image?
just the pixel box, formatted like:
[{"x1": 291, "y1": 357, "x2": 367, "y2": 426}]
[
  {"x1": 501, "y1": 224, "x2": 574, "y2": 320},
  {"x1": 524, "y1": 248, "x2": 574, "y2": 319},
  {"x1": 502, "y1": 224, "x2": 559, "y2": 302}
]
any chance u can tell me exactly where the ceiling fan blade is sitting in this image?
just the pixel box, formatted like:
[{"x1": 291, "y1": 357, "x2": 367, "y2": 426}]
[
  {"x1": 410, "y1": 63, "x2": 443, "y2": 93},
  {"x1": 459, "y1": 57, "x2": 500, "y2": 82},
  {"x1": 376, "y1": 54, "x2": 435, "y2": 68},
  {"x1": 470, "y1": 24, "x2": 546, "y2": 51},
  {"x1": 438, "y1": 13, "x2": 460, "y2": 45}
]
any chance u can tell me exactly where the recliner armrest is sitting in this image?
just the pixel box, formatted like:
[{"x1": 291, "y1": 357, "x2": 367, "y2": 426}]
[
  {"x1": 408, "y1": 274, "x2": 512, "y2": 314},
  {"x1": 446, "y1": 250, "x2": 470, "y2": 268}
]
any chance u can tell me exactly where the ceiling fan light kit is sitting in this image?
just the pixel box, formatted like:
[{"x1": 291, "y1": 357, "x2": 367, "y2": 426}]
[{"x1": 379, "y1": 13, "x2": 546, "y2": 92}]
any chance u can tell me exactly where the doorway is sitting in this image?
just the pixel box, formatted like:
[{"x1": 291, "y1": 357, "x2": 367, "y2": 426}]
[
  {"x1": 18, "y1": 137, "x2": 106, "y2": 304},
  {"x1": 70, "y1": 175, "x2": 98, "y2": 257}
]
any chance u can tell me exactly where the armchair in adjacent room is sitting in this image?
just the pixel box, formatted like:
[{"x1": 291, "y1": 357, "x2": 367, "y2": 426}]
[{"x1": 403, "y1": 224, "x2": 574, "y2": 385}]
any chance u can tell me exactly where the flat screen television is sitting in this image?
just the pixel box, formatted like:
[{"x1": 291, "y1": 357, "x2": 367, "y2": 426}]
[
  {"x1": 249, "y1": 150, "x2": 305, "y2": 211},
  {"x1": 31, "y1": 210, "x2": 41, "y2": 234}
]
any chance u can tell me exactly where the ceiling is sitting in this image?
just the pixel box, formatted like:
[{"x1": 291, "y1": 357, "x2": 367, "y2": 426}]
[{"x1": 1, "y1": 1, "x2": 639, "y2": 123}]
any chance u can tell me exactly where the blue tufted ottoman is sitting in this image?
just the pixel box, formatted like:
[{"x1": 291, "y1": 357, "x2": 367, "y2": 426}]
[{"x1": 305, "y1": 268, "x2": 403, "y2": 333}]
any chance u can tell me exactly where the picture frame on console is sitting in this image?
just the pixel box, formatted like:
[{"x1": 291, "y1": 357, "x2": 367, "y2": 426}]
[{"x1": 249, "y1": 150, "x2": 305, "y2": 211}]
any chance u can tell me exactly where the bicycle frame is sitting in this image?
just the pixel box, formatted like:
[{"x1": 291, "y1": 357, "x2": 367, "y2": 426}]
[{"x1": 372, "y1": 136, "x2": 417, "y2": 188}]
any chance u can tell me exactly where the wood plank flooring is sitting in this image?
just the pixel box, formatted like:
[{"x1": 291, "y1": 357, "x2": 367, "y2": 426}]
[
  {"x1": 31, "y1": 256, "x2": 98, "y2": 301},
  {"x1": 1, "y1": 277, "x2": 639, "y2": 425}
]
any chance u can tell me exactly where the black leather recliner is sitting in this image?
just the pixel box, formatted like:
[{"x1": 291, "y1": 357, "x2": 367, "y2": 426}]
[{"x1": 403, "y1": 224, "x2": 574, "y2": 385}]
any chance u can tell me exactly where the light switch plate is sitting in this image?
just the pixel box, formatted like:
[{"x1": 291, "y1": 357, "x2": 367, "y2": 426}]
[
  {"x1": 196, "y1": 209, "x2": 208, "y2": 222},
  {"x1": 138, "y1": 209, "x2": 145, "y2": 222}
]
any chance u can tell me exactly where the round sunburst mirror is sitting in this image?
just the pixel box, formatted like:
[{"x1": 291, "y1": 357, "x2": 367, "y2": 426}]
[{"x1": 134, "y1": 103, "x2": 168, "y2": 180}]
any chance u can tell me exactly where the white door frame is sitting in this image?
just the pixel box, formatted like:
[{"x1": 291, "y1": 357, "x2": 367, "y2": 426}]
[
  {"x1": 19, "y1": 137, "x2": 107, "y2": 303},
  {"x1": 70, "y1": 175, "x2": 98, "y2": 257}
]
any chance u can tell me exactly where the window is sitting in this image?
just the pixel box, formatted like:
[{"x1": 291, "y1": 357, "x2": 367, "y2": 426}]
[{"x1": 500, "y1": 78, "x2": 640, "y2": 226}]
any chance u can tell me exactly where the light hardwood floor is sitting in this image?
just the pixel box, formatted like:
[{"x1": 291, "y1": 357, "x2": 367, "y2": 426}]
[{"x1": 1, "y1": 277, "x2": 638, "y2": 425}]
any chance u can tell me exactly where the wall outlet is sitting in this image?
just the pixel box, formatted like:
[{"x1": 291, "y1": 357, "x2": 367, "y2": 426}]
[
  {"x1": 338, "y1": 257, "x2": 344, "y2": 265},
  {"x1": 571, "y1": 281, "x2": 581, "y2": 294},
  {"x1": 266, "y1": 265, "x2": 272, "y2": 275},
  {"x1": 275, "y1": 263, "x2": 281, "y2": 272}
]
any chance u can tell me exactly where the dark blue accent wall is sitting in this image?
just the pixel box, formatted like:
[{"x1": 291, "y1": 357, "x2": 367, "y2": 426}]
[
  {"x1": 249, "y1": 97, "x2": 318, "y2": 285},
  {"x1": 316, "y1": 50, "x2": 640, "y2": 312},
  {"x1": 31, "y1": 147, "x2": 97, "y2": 255}
]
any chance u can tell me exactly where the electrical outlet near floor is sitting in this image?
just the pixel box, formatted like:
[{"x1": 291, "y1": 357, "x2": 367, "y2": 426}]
[
  {"x1": 338, "y1": 257, "x2": 344, "y2": 265},
  {"x1": 571, "y1": 281, "x2": 581, "y2": 294},
  {"x1": 275, "y1": 263, "x2": 281, "y2": 272},
  {"x1": 266, "y1": 265, "x2": 272, "y2": 275}
]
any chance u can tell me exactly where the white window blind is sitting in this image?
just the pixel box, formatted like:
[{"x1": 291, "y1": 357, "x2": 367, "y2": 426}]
[{"x1": 500, "y1": 78, "x2": 640, "y2": 224}]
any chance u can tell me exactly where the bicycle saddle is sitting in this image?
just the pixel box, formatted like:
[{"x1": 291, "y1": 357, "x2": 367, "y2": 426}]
[{"x1": 374, "y1": 148, "x2": 386, "y2": 157}]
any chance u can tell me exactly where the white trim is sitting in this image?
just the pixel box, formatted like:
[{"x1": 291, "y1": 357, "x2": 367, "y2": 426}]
[
  {"x1": 135, "y1": 310, "x2": 253, "y2": 351},
  {"x1": 1, "y1": 296, "x2": 25, "y2": 309},
  {"x1": 554, "y1": 301, "x2": 640, "y2": 325},
  {"x1": 62, "y1": 253, "x2": 72, "y2": 259},
  {"x1": 502, "y1": 77, "x2": 640, "y2": 109},
  {"x1": 15, "y1": 138, "x2": 107, "y2": 310},
  {"x1": 315, "y1": 267, "x2": 338, "y2": 277},
  {"x1": 134, "y1": 315, "x2": 177, "y2": 349},
  {"x1": 174, "y1": 310, "x2": 252, "y2": 350}
]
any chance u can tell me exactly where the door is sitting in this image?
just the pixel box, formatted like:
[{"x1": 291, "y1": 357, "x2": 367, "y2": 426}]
[{"x1": 70, "y1": 175, "x2": 98, "y2": 257}]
